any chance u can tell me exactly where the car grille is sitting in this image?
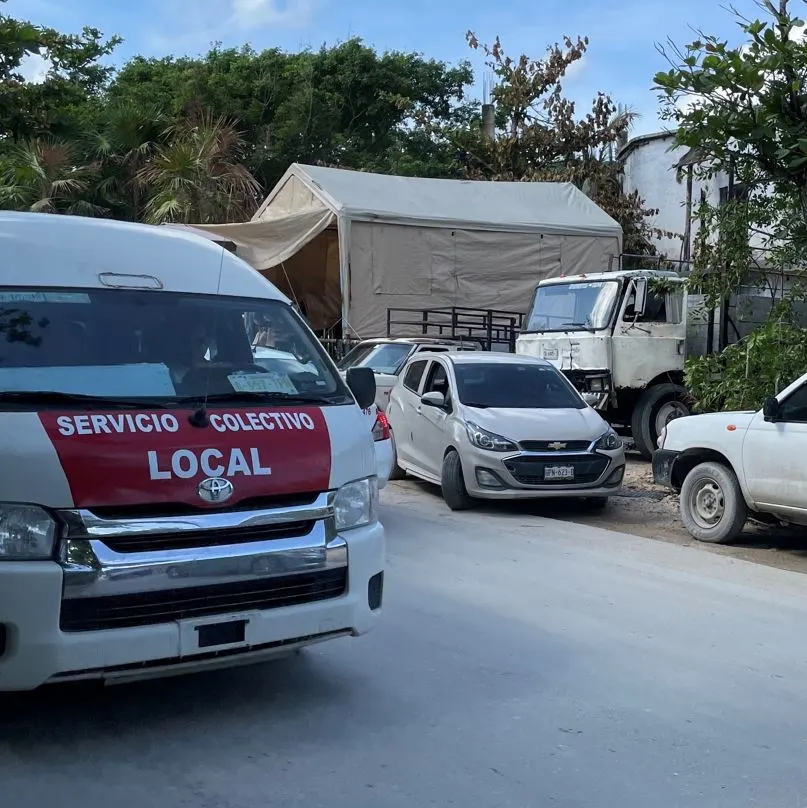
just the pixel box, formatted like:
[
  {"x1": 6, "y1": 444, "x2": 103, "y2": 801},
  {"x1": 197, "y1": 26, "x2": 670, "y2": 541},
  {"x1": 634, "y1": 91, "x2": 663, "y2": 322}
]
[
  {"x1": 59, "y1": 568, "x2": 347, "y2": 632},
  {"x1": 96, "y1": 521, "x2": 315, "y2": 554},
  {"x1": 504, "y1": 453, "x2": 609, "y2": 486},
  {"x1": 519, "y1": 440, "x2": 591, "y2": 452}
]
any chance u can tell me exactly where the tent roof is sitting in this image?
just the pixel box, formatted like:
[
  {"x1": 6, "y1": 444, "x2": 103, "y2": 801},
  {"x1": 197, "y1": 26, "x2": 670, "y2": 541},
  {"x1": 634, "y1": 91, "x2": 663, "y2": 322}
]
[{"x1": 260, "y1": 163, "x2": 621, "y2": 237}]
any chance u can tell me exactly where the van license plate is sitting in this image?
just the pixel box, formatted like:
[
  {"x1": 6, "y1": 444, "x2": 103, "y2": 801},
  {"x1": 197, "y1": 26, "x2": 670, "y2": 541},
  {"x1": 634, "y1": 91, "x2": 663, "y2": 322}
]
[
  {"x1": 195, "y1": 619, "x2": 247, "y2": 649},
  {"x1": 544, "y1": 465, "x2": 575, "y2": 481}
]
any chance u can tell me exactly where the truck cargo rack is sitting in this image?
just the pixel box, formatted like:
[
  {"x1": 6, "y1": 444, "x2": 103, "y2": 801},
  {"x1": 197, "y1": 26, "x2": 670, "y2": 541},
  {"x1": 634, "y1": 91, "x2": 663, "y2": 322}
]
[{"x1": 386, "y1": 307, "x2": 524, "y2": 352}]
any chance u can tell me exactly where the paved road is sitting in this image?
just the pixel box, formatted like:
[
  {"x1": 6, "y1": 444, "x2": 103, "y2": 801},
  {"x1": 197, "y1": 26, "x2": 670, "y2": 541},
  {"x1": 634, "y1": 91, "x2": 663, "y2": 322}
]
[{"x1": 3, "y1": 483, "x2": 807, "y2": 807}]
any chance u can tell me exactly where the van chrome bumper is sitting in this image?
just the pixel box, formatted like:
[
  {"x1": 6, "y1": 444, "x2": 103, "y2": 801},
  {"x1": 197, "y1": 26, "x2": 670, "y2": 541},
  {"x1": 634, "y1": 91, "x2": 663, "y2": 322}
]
[{"x1": 57, "y1": 492, "x2": 346, "y2": 604}]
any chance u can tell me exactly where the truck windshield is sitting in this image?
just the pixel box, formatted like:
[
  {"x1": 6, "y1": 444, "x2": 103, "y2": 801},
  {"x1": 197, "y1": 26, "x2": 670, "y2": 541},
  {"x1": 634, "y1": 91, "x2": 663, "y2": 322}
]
[
  {"x1": 523, "y1": 280, "x2": 620, "y2": 332},
  {"x1": 338, "y1": 343, "x2": 412, "y2": 375},
  {"x1": 0, "y1": 289, "x2": 350, "y2": 406}
]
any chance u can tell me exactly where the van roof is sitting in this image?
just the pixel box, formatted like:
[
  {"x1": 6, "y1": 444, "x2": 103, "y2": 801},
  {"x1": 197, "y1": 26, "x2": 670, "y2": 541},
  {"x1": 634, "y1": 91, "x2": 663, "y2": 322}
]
[{"x1": 0, "y1": 212, "x2": 288, "y2": 302}]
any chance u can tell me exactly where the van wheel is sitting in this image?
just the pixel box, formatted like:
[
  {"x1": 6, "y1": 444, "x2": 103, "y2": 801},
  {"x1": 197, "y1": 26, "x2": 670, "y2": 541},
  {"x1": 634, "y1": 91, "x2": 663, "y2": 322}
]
[
  {"x1": 679, "y1": 461, "x2": 747, "y2": 544},
  {"x1": 388, "y1": 430, "x2": 406, "y2": 481},
  {"x1": 441, "y1": 450, "x2": 474, "y2": 511},
  {"x1": 631, "y1": 383, "x2": 691, "y2": 459}
]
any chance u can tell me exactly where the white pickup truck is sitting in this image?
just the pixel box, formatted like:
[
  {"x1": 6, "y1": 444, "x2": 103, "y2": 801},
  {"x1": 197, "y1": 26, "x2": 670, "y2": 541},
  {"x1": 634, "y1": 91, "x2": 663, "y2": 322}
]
[{"x1": 653, "y1": 370, "x2": 807, "y2": 543}]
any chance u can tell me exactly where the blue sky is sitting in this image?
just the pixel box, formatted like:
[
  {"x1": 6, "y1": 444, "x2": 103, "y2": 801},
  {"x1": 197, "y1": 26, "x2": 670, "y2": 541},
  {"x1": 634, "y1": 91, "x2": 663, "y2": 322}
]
[{"x1": 10, "y1": 0, "x2": 774, "y2": 136}]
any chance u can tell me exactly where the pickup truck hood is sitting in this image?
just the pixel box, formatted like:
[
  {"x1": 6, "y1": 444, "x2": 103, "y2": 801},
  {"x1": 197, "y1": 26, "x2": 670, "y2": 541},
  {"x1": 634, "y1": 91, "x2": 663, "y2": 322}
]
[{"x1": 665, "y1": 409, "x2": 756, "y2": 448}]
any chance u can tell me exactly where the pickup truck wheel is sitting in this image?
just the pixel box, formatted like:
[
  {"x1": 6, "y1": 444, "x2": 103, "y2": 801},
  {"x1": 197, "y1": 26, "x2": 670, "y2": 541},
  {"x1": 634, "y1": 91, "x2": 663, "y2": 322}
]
[
  {"x1": 387, "y1": 429, "x2": 406, "y2": 481},
  {"x1": 441, "y1": 450, "x2": 474, "y2": 511},
  {"x1": 679, "y1": 461, "x2": 747, "y2": 544},
  {"x1": 631, "y1": 383, "x2": 691, "y2": 459}
]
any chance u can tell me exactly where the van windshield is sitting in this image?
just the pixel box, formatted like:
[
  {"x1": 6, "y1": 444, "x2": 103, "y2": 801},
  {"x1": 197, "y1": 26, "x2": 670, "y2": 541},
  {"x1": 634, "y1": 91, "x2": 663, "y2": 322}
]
[{"x1": 0, "y1": 289, "x2": 350, "y2": 406}]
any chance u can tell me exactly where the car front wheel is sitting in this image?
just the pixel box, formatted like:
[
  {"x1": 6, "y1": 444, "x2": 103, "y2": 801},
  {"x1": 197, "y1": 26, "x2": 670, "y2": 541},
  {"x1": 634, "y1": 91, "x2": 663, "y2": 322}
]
[
  {"x1": 679, "y1": 461, "x2": 747, "y2": 544},
  {"x1": 441, "y1": 450, "x2": 474, "y2": 511}
]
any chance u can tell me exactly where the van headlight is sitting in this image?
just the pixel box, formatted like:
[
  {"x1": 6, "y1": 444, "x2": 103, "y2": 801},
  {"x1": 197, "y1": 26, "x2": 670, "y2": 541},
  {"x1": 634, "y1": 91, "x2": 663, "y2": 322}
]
[
  {"x1": 594, "y1": 428, "x2": 622, "y2": 451},
  {"x1": 334, "y1": 477, "x2": 378, "y2": 531},
  {"x1": 0, "y1": 505, "x2": 57, "y2": 559},
  {"x1": 465, "y1": 422, "x2": 518, "y2": 452}
]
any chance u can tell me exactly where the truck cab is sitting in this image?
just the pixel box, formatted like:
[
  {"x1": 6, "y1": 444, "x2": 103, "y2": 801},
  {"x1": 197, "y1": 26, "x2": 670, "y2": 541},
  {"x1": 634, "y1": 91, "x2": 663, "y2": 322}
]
[{"x1": 516, "y1": 269, "x2": 690, "y2": 458}]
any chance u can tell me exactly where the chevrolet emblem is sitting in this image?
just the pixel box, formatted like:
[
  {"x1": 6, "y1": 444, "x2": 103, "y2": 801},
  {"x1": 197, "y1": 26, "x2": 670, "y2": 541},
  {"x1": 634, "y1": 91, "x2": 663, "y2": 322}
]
[{"x1": 547, "y1": 441, "x2": 566, "y2": 450}]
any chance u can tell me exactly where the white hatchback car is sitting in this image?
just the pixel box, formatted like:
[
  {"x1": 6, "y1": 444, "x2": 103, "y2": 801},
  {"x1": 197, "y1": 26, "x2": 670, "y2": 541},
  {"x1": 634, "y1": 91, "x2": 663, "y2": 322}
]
[{"x1": 387, "y1": 352, "x2": 625, "y2": 509}]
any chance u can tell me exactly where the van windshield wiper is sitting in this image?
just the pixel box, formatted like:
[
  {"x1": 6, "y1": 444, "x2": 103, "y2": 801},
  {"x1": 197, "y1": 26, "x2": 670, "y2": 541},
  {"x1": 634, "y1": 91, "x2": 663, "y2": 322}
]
[
  {"x1": 0, "y1": 391, "x2": 169, "y2": 409},
  {"x1": 177, "y1": 391, "x2": 345, "y2": 406}
]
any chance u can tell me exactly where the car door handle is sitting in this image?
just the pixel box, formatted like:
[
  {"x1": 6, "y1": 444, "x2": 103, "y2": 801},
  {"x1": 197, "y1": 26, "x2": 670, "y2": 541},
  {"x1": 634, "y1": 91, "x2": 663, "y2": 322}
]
[{"x1": 415, "y1": 406, "x2": 422, "y2": 415}]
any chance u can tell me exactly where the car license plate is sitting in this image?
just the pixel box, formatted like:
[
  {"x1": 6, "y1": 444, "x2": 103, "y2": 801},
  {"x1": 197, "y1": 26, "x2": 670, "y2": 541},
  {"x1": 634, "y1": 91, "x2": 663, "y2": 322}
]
[{"x1": 544, "y1": 465, "x2": 575, "y2": 481}]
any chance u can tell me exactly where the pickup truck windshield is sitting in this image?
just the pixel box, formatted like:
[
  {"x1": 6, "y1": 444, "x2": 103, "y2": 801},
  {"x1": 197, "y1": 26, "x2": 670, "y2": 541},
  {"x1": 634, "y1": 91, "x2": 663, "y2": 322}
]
[
  {"x1": 338, "y1": 342, "x2": 412, "y2": 375},
  {"x1": 0, "y1": 289, "x2": 350, "y2": 406},
  {"x1": 524, "y1": 280, "x2": 619, "y2": 332}
]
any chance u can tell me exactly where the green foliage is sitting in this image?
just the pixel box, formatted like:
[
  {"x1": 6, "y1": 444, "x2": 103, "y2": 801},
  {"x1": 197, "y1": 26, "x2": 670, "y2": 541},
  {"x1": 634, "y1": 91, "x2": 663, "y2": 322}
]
[
  {"x1": 0, "y1": 0, "x2": 119, "y2": 140},
  {"x1": 108, "y1": 40, "x2": 476, "y2": 192},
  {"x1": 685, "y1": 302, "x2": 807, "y2": 411}
]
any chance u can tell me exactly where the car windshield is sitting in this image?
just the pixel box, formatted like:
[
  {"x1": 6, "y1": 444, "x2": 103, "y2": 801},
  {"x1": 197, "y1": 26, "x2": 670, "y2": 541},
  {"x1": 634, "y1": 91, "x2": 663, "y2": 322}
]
[
  {"x1": 0, "y1": 289, "x2": 349, "y2": 406},
  {"x1": 338, "y1": 342, "x2": 412, "y2": 374},
  {"x1": 454, "y1": 362, "x2": 585, "y2": 410},
  {"x1": 524, "y1": 280, "x2": 620, "y2": 332}
]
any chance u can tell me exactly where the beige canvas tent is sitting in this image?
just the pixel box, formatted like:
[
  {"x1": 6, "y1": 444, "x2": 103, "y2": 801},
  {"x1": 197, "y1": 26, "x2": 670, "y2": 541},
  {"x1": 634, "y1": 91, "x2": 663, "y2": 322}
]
[{"x1": 192, "y1": 164, "x2": 622, "y2": 337}]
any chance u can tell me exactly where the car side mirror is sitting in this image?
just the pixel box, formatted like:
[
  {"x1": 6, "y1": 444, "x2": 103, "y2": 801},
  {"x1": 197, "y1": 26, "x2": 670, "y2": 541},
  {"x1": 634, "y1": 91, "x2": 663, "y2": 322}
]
[
  {"x1": 763, "y1": 396, "x2": 780, "y2": 422},
  {"x1": 346, "y1": 367, "x2": 376, "y2": 410},
  {"x1": 421, "y1": 391, "x2": 446, "y2": 408}
]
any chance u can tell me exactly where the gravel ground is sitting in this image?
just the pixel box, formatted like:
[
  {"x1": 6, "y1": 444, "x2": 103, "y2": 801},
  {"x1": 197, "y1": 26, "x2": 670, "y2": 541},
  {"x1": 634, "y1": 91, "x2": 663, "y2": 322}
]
[{"x1": 388, "y1": 456, "x2": 807, "y2": 576}]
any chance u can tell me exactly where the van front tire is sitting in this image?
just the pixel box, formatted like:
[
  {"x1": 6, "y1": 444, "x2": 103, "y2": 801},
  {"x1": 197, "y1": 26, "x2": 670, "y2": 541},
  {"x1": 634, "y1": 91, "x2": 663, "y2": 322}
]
[{"x1": 679, "y1": 461, "x2": 747, "y2": 544}]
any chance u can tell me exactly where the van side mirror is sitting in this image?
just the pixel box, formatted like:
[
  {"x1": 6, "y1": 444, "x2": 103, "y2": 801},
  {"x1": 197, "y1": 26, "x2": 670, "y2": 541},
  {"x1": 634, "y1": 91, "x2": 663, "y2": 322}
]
[
  {"x1": 763, "y1": 396, "x2": 780, "y2": 422},
  {"x1": 421, "y1": 391, "x2": 446, "y2": 408},
  {"x1": 633, "y1": 278, "x2": 648, "y2": 316},
  {"x1": 346, "y1": 367, "x2": 376, "y2": 410}
]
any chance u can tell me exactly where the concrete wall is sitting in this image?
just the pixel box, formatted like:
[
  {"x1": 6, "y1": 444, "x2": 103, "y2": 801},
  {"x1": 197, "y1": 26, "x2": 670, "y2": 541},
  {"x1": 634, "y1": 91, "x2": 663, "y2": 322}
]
[{"x1": 619, "y1": 132, "x2": 729, "y2": 260}]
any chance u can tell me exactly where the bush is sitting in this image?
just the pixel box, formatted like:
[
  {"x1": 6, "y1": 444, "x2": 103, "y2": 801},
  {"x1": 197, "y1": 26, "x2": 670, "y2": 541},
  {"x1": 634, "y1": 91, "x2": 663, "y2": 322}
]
[{"x1": 685, "y1": 313, "x2": 807, "y2": 412}]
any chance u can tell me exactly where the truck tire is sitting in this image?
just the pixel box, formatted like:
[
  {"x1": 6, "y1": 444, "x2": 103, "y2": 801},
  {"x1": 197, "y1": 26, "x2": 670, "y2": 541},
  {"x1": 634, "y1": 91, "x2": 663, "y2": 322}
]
[
  {"x1": 388, "y1": 430, "x2": 406, "y2": 481},
  {"x1": 441, "y1": 450, "x2": 474, "y2": 511},
  {"x1": 679, "y1": 461, "x2": 747, "y2": 544},
  {"x1": 631, "y1": 383, "x2": 691, "y2": 459}
]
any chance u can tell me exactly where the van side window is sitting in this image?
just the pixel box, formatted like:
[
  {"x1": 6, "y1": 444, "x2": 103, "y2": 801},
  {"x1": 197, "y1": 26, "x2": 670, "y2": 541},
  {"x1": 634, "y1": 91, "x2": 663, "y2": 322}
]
[{"x1": 403, "y1": 359, "x2": 428, "y2": 392}]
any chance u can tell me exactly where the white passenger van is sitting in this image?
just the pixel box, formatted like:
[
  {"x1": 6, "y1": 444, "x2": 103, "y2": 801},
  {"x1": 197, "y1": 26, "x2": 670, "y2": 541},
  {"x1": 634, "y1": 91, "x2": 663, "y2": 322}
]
[{"x1": 0, "y1": 212, "x2": 385, "y2": 691}]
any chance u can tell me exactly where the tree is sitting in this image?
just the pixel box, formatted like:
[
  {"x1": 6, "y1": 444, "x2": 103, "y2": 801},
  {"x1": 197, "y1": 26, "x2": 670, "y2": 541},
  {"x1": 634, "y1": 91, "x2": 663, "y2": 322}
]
[
  {"x1": 654, "y1": 0, "x2": 807, "y2": 410},
  {"x1": 138, "y1": 113, "x2": 261, "y2": 224},
  {"x1": 0, "y1": 139, "x2": 102, "y2": 216},
  {"x1": 0, "y1": 0, "x2": 119, "y2": 140},
  {"x1": 418, "y1": 33, "x2": 659, "y2": 254},
  {"x1": 108, "y1": 40, "x2": 476, "y2": 190}
]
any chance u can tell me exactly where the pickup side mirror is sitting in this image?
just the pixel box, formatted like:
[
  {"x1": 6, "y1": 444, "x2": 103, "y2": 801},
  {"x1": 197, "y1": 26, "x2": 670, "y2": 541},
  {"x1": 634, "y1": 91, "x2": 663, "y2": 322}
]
[
  {"x1": 421, "y1": 391, "x2": 446, "y2": 408},
  {"x1": 633, "y1": 278, "x2": 648, "y2": 317},
  {"x1": 346, "y1": 367, "x2": 376, "y2": 410},
  {"x1": 763, "y1": 396, "x2": 780, "y2": 422}
]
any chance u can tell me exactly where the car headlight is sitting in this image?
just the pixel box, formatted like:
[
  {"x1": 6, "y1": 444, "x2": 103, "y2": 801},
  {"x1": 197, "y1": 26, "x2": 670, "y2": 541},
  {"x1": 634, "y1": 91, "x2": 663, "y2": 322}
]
[
  {"x1": 334, "y1": 477, "x2": 378, "y2": 531},
  {"x1": 465, "y1": 421, "x2": 518, "y2": 452},
  {"x1": 0, "y1": 504, "x2": 57, "y2": 559},
  {"x1": 594, "y1": 428, "x2": 622, "y2": 451},
  {"x1": 657, "y1": 426, "x2": 667, "y2": 449}
]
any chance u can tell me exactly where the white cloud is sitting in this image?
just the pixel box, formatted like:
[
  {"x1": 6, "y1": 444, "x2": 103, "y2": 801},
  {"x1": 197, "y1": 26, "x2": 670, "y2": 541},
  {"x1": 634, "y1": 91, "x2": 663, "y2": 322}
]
[
  {"x1": 18, "y1": 53, "x2": 50, "y2": 84},
  {"x1": 229, "y1": 0, "x2": 315, "y2": 30}
]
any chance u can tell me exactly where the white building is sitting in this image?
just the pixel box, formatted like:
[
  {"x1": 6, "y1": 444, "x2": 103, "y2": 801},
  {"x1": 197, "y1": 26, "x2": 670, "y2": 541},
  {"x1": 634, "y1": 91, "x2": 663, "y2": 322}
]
[{"x1": 617, "y1": 130, "x2": 732, "y2": 261}]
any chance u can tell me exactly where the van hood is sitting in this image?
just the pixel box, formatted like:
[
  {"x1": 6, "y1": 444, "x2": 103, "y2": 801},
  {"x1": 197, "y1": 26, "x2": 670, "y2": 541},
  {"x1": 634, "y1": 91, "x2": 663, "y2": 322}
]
[
  {"x1": 0, "y1": 405, "x2": 372, "y2": 510},
  {"x1": 461, "y1": 405, "x2": 608, "y2": 442}
]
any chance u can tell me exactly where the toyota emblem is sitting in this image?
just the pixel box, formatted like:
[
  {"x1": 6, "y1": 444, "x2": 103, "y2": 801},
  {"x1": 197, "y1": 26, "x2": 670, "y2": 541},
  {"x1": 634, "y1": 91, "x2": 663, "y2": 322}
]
[{"x1": 197, "y1": 477, "x2": 234, "y2": 503}]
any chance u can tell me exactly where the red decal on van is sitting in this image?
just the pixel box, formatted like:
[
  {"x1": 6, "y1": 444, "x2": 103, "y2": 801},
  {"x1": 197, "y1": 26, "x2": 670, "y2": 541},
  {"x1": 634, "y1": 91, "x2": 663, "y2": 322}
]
[{"x1": 38, "y1": 407, "x2": 331, "y2": 509}]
